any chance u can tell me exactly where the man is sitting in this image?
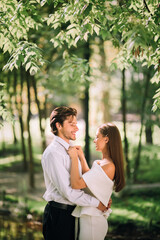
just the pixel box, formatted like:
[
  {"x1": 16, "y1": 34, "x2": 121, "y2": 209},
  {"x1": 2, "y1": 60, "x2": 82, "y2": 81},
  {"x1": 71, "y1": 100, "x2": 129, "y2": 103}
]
[{"x1": 42, "y1": 106, "x2": 109, "y2": 240}]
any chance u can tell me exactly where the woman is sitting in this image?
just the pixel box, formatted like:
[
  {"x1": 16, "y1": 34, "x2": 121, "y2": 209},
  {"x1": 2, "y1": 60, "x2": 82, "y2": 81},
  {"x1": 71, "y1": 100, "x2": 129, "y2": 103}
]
[{"x1": 68, "y1": 123, "x2": 125, "y2": 240}]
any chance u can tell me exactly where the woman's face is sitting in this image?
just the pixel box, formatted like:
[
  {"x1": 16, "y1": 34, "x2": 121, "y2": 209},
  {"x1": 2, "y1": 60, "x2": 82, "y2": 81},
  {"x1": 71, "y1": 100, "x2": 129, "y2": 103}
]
[{"x1": 94, "y1": 129, "x2": 107, "y2": 152}]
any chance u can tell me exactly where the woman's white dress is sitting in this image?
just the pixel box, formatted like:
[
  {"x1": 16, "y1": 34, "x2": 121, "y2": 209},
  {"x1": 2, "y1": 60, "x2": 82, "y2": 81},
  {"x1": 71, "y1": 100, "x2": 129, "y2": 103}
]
[{"x1": 72, "y1": 160, "x2": 114, "y2": 240}]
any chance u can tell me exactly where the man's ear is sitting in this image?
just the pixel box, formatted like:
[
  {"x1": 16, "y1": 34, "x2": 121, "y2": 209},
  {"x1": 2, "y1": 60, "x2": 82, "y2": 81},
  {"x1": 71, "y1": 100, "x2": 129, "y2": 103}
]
[{"x1": 55, "y1": 122, "x2": 62, "y2": 130}]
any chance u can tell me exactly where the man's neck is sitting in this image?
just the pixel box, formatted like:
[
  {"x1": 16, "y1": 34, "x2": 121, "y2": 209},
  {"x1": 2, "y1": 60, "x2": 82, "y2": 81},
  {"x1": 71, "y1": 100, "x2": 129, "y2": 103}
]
[{"x1": 57, "y1": 134, "x2": 69, "y2": 144}]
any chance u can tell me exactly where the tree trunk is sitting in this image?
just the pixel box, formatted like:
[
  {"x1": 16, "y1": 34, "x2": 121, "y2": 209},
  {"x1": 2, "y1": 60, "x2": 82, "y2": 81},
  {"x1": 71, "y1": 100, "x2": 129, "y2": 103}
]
[
  {"x1": 133, "y1": 70, "x2": 150, "y2": 182},
  {"x1": 31, "y1": 76, "x2": 46, "y2": 151},
  {"x1": 84, "y1": 83, "x2": 90, "y2": 165},
  {"x1": 26, "y1": 71, "x2": 35, "y2": 189},
  {"x1": 7, "y1": 71, "x2": 17, "y2": 144},
  {"x1": 19, "y1": 67, "x2": 27, "y2": 171},
  {"x1": 84, "y1": 42, "x2": 90, "y2": 165},
  {"x1": 145, "y1": 125, "x2": 153, "y2": 144},
  {"x1": 121, "y1": 69, "x2": 130, "y2": 179},
  {"x1": 101, "y1": 41, "x2": 111, "y2": 123}
]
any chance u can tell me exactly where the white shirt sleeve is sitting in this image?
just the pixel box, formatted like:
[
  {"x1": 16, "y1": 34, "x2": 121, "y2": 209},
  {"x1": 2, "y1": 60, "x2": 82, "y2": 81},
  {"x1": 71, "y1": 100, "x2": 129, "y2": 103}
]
[{"x1": 43, "y1": 151, "x2": 99, "y2": 207}]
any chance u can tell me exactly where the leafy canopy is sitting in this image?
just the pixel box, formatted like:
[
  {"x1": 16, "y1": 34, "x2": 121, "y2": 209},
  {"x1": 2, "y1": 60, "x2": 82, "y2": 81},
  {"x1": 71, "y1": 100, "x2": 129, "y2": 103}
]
[{"x1": 0, "y1": 0, "x2": 160, "y2": 110}]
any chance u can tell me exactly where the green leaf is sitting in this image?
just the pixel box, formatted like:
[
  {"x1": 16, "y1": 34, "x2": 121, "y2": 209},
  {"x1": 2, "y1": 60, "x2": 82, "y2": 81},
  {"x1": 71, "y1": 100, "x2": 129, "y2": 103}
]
[
  {"x1": 30, "y1": 66, "x2": 38, "y2": 75},
  {"x1": 83, "y1": 32, "x2": 89, "y2": 41},
  {"x1": 94, "y1": 25, "x2": 100, "y2": 35},
  {"x1": 83, "y1": 3, "x2": 92, "y2": 16},
  {"x1": 25, "y1": 62, "x2": 31, "y2": 71}
]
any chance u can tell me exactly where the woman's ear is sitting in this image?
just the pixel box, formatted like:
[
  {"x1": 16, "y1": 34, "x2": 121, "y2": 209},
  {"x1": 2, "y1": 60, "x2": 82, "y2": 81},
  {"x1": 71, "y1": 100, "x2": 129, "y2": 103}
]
[{"x1": 105, "y1": 136, "x2": 109, "y2": 143}]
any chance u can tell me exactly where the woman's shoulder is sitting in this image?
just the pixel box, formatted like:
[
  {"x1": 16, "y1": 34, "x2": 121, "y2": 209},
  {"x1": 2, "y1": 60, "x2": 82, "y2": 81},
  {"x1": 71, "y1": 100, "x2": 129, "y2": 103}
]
[{"x1": 101, "y1": 162, "x2": 115, "y2": 181}]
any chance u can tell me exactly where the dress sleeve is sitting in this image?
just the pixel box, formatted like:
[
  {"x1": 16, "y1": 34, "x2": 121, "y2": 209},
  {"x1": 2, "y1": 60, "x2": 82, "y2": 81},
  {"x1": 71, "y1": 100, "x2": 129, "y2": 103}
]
[{"x1": 82, "y1": 163, "x2": 113, "y2": 206}]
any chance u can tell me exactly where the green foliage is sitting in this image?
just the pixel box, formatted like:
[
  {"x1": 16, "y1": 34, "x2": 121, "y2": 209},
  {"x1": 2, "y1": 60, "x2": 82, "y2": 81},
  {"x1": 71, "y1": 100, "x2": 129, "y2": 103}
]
[
  {"x1": 60, "y1": 53, "x2": 90, "y2": 84},
  {"x1": 47, "y1": 1, "x2": 103, "y2": 47},
  {"x1": 3, "y1": 42, "x2": 45, "y2": 75},
  {"x1": 0, "y1": 0, "x2": 44, "y2": 74},
  {"x1": 0, "y1": 0, "x2": 42, "y2": 53},
  {"x1": 152, "y1": 88, "x2": 160, "y2": 112},
  {"x1": 45, "y1": 0, "x2": 160, "y2": 106},
  {"x1": 0, "y1": 83, "x2": 13, "y2": 128}
]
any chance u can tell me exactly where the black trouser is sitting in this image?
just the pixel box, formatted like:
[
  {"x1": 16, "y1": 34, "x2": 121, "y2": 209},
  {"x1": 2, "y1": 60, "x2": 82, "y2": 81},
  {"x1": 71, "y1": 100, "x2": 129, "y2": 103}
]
[{"x1": 43, "y1": 202, "x2": 76, "y2": 240}]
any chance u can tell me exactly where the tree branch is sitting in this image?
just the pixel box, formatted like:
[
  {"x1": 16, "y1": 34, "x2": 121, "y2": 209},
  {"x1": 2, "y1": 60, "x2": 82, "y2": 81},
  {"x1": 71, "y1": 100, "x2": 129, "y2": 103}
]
[{"x1": 143, "y1": 0, "x2": 153, "y2": 16}]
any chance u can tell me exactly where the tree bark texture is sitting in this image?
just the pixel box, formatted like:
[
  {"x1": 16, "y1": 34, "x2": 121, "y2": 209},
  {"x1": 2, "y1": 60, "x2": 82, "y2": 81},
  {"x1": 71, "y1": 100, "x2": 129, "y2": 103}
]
[
  {"x1": 26, "y1": 71, "x2": 35, "y2": 189},
  {"x1": 121, "y1": 69, "x2": 130, "y2": 179},
  {"x1": 84, "y1": 42, "x2": 90, "y2": 165},
  {"x1": 32, "y1": 76, "x2": 46, "y2": 151}
]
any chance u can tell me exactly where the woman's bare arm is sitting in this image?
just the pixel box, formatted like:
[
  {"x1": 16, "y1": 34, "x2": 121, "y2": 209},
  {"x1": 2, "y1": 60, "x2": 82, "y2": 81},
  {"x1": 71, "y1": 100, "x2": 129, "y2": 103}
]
[
  {"x1": 68, "y1": 147, "x2": 87, "y2": 189},
  {"x1": 68, "y1": 147, "x2": 111, "y2": 211},
  {"x1": 75, "y1": 146, "x2": 90, "y2": 174}
]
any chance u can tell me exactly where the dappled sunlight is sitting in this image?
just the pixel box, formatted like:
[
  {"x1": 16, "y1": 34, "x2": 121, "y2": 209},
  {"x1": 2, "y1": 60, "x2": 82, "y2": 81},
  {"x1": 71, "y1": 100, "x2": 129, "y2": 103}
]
[
  {"x1": 133, "y1": 201, "x2": 154, "y2": 208},
  {"x1": 0, "y1": 154, "x2": 42, "y2": 165},
  {"x1": 0, "y1": 218, "x2": 43, "y2": 240},
  {"x1": 0, "y1": 155, "x2": 22, "y2": 165},
  {"x1": 112, "y1": 208, "x2": 147, "y2": 223}
]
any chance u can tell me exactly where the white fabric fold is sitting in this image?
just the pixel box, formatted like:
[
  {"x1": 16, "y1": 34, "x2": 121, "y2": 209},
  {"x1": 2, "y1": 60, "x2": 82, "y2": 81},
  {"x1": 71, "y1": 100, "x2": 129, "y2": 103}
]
[
  {"x1": 82, "y1": 161, "x2": 114, "y2": 206},
  {"x1": 72, "y1": 161, "x2": 114, "y2": 218}
]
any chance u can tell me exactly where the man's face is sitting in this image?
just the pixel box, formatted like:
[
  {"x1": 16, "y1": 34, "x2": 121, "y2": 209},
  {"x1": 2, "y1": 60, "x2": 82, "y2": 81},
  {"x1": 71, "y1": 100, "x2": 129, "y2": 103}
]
[{"x1": 58, "y1": 115, "x2": 79, "y2": 143}]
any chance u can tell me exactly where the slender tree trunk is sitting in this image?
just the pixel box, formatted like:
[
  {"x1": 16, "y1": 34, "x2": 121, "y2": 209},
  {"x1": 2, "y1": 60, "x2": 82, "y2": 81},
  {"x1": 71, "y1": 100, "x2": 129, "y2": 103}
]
[
  {"x1": 31, "y1": 76, "x2": 46, "y2": 151},
  {"x1": 7, "y1": 72, "x2": 17, "y2": 144},
  {"x1": 101, "y1": 41, "x2": 111, "y2": 122},
  {"x1": 19, "y1": 67, "x2": 27, "y2": 171},
  {"x1": 26, "y1": 71, "x2": 35, "y2": 189},
  {"x1": 145, "y1": 124, "x2": 153, "y2": 144},
  {"x1": 145, "y1": 97, "x2": 153, "y2": 144},
  {"x1": 84, "y1": 83, "x2": 90, "y2": 164},
  {"x1": 133, "y1": 70, "x2": 150, "y2": 182},
  {"x1": 84, "y1": 42, "x2": 90, "y2": 165},
  {"x1": 121, "y1": 69, "x2": 130, "y2": 179},
  {"x1": 1, "y1": 128, "x2": 6, "y2": 151}
]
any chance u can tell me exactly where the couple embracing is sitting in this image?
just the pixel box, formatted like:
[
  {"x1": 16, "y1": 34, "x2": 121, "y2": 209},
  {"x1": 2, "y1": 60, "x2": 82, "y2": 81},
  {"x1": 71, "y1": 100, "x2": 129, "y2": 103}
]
[{"x1": 41, "y1": 106, "x2": 125, "y2": 240}]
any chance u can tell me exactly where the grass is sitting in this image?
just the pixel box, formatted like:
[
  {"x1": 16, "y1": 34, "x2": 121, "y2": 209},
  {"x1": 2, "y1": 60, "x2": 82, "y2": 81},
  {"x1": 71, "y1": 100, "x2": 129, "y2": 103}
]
[
  {"x1": 1, "y1": 187, "x2": 160, "y2": 239},
  {"x1": 110, "y1": 188, "x2": 160, "y2": 228},
  {"x1": 1, "y1": 188, "x2": 160, "y2": 227}
]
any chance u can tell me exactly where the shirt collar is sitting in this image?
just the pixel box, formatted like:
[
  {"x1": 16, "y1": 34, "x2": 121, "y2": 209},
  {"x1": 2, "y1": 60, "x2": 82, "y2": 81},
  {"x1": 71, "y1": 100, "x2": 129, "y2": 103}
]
[{"x1": 54, "y1": 135, "x2": 70, "y2": 150}]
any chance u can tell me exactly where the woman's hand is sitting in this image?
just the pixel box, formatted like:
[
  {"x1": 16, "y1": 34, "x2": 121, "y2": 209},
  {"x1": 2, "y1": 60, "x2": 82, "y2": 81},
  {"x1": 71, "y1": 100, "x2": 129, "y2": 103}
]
[
  {"x1": 75, "y1": 146, "x2": 85, "y2": 159},
  {"x1": 68, "y1": 146, "x2": 78, "y2": 160}
]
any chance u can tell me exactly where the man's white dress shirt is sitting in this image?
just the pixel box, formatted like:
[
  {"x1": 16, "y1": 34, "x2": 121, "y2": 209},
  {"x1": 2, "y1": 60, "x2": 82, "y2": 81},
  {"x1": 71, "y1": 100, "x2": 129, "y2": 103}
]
[{"x1": 41, "y1": 136, "x2": 99, "y2": 207}]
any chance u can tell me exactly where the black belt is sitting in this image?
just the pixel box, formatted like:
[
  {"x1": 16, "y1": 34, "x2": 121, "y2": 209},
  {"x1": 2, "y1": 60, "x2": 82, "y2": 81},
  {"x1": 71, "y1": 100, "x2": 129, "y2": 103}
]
[{"x1": 48, "y1": 201, "x2": 75, "y2": 212}]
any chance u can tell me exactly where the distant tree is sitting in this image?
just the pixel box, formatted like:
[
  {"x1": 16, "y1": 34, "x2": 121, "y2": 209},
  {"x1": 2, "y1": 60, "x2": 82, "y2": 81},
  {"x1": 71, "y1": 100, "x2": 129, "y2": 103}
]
[
  {"x1": 133, "y1": 68, "x2": 151, "y2": 181},
  {"x1": 121, "y1": 69, "x2": 130, "y2": 179}
]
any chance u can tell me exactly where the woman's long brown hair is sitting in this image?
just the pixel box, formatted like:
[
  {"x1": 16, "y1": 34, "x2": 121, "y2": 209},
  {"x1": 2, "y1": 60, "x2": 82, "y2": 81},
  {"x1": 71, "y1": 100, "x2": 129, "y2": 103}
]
[{"x1": 99, "y1": 123, "x2": 125, "y2": 192}]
